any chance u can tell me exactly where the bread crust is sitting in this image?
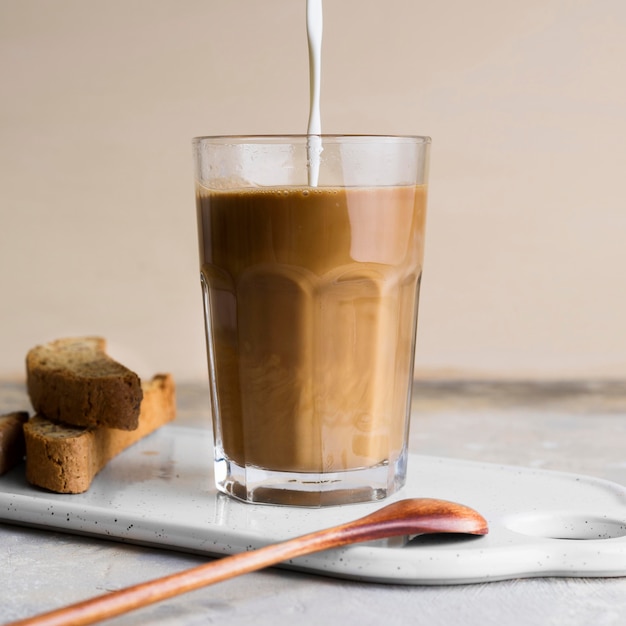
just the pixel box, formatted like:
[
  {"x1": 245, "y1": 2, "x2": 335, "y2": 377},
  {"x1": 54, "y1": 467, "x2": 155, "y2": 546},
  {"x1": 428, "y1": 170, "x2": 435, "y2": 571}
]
[
  {"x1": 0, "y1": 411, "x2": 29, "y2": 475},
  {"x1": 24, "y1": 374, "x2": 176, "y2": 493},
  {"x1": 26, "y1": 337, "x2": 143, "y2": 430}
]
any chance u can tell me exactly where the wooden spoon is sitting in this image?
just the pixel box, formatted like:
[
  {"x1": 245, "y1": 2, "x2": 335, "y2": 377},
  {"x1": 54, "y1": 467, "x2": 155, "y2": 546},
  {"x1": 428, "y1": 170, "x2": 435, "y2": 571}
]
[{"x1": 9, "y1": 498, "x2": 488, "y2": 626}]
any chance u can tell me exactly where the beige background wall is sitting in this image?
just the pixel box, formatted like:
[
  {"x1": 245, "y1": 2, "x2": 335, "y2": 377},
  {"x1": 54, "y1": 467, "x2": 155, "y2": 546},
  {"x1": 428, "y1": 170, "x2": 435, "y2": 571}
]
[{"x1": 1, "y1": 0, "x2": 625, "y2": 382}]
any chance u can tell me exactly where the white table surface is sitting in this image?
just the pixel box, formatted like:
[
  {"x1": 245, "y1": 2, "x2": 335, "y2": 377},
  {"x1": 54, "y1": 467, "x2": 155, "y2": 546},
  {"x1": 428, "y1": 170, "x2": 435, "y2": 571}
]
[{"x1": 2, "y1": 378, "x2": 626, "y2": 625}]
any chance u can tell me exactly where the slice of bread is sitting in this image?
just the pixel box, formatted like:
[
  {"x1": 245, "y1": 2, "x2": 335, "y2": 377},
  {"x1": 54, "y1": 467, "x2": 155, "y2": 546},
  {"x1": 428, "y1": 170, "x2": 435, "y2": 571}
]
[
  {"x1": 0, "y1": 411, "x2": 29, "y2": 475},
  {"x1": 26, "y1": 337, "x2": 143, "y2": 430},
  {"x1": 24, "y1": 374, "x2": 175, "y2": 494}
]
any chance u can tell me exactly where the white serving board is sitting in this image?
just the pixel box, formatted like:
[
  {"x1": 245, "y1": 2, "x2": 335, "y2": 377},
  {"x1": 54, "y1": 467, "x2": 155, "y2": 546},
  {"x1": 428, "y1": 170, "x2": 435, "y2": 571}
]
[{"x1": 1, "y1": 423, "x2": 626, "y2": 584}]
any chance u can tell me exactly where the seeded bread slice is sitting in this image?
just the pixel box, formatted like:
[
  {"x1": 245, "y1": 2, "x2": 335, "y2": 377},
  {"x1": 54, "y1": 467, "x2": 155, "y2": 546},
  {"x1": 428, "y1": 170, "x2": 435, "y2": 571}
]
[
  {"x1": 26, "y1": 337, "x2": 143, "y2": 430},
  {"x1": 0, "y1": 411, "x2": 29, "y2": 475},
  {"x1": 24, "y1": 374, "x2": 175, "y2": 494}
]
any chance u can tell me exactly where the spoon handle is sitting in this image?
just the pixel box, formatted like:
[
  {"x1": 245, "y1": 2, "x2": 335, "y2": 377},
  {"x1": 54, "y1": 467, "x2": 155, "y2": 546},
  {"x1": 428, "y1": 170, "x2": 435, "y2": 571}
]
[{"x1": 7, "y1": 498, "x2": 487, "y2": 626}]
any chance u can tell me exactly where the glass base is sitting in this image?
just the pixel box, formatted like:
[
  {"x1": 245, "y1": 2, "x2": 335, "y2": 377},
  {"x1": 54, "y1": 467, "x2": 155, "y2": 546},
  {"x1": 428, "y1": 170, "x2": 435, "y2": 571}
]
[{"x1": 214, "y1": 451, "x2": 407, "y2": 507}]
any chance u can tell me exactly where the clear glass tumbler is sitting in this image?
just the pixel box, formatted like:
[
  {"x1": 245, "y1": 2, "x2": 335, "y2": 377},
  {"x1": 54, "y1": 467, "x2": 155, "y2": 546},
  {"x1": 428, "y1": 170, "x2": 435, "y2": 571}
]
[{"x1": 193, "y1": 135, "x2": 430, "y2": 506}]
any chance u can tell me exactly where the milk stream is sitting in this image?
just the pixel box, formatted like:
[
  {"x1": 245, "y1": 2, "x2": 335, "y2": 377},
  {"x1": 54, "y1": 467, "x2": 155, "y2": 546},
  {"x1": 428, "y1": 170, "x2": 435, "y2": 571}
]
[{"x1": 306, "y1": 0, "x2": 323, "y2": 186}]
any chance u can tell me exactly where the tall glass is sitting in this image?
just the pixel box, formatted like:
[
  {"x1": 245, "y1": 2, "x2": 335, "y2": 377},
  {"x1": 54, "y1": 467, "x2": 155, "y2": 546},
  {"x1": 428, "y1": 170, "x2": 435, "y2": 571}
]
[{"x1": 193, "y1": 135, "x2": 430, "y2": 506}]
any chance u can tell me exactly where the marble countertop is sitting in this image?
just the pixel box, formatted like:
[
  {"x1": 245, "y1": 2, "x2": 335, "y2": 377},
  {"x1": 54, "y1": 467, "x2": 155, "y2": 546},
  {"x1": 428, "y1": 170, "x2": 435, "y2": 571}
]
[{"x1": 2, "y1": 378, "x2": 626, "y2": 625}]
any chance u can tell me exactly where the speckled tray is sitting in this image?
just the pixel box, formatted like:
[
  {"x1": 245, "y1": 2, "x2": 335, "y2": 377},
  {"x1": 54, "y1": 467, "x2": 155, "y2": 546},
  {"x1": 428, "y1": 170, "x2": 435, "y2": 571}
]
[{"x1": 1, "y1": 423, "x2": 626, "y2": 584}]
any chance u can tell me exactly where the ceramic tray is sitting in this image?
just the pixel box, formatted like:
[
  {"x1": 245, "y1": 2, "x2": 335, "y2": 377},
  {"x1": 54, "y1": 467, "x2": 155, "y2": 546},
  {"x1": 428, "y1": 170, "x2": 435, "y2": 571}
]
[{"x1": 1, "y1": 423, "x2": 626, "y2": 585}]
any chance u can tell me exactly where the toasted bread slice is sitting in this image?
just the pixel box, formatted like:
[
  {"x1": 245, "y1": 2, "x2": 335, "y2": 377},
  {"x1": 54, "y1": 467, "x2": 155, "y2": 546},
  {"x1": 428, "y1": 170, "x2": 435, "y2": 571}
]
[
  {"x1": 26, "y1": 337, "x2": 143, "y2": 430},
  {"x1": 24, "y1": 374, "x2": 175, "y2": 494},
  {"x1": 0, "y1": 411, "x2": 29, "y2": 475}
]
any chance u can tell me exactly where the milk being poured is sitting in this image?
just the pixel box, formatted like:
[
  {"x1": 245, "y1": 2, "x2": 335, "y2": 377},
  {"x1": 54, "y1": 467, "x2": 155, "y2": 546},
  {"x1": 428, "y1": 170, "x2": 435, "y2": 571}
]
[{"x1": 306, "y1": 0, "x2": 323, "y2": 186}]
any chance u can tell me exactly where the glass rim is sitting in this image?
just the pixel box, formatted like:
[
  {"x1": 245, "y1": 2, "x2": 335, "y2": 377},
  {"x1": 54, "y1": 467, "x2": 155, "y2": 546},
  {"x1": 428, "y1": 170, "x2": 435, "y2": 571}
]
[{"x1": 192, "y1": 134, "x2": 431, "y2": 145}]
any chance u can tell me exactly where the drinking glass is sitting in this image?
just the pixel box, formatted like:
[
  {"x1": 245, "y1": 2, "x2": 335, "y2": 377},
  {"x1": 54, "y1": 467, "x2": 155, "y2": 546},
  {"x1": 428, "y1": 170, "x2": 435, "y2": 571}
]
[{"x1": 193, "y1": 135, "x2": 430, "y2": 506}]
